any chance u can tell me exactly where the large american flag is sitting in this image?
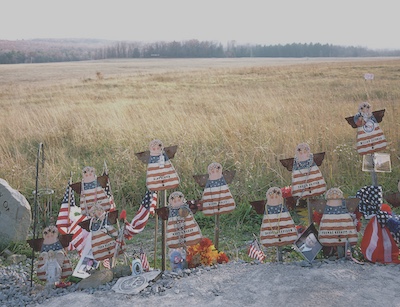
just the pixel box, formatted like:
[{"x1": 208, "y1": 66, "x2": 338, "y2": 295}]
[
  {"x1": 56, "y1": 180, "x2": 88, "y2": 254},
  {"x1": 248, "y1": 239, "x2": 266, "y2": 263},
  {"x1": 124, "y1": 190, "x2": 158, "y2": 239}
]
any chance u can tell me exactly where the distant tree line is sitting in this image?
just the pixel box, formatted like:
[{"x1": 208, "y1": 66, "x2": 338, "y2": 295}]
[{"x1": 1, "y1": 39, "x2": 399, "y2": 64}]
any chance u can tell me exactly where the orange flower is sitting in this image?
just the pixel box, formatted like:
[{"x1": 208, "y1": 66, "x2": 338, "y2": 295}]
[{"x1": 186, "y1": 237, "x2": 229, "y2": 268}]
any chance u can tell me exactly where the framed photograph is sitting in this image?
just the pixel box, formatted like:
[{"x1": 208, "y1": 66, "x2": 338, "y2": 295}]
[
  {"x1": 362, "y1": 153, "x2": 391, "y2": 173},
  {"x1": 72, "y1": 237, "x2": 99, "y2": 279},
  {"x1": 294, "y1": 223, "x2": 322, "y2": 263}
]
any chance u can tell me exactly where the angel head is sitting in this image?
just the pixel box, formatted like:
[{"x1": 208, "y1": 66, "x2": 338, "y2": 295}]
[
  {"x1": 42, "y1": 225, "x2": 58, "y2": 245},
  {"x1": 149, "y1": 139, "x2": 164, "y2": 156},
  {"x1": 207, "y1": 162, "x2": 223, "y2": 180},
  {"x1": 169, "y1": 191, "x2": 186, "y2": 208},
  {"x1": 266, "y1": 187, "x2": 283, "y2": 206},
  {"x1": 358, "y1": 102, "x2": 372, "y2": 117},
  {"x1": 82, "y1": 166, "x2": 96, "y2": 183},
  {"x1": 295, "y1": 143, "x2": 311, "y2": 162},
  {"x1": 89, "y1": 202, "x2": 106, "y2": 219},
  {"x1": 325, "y1": 187, "x2": 343, "y2": 207}
]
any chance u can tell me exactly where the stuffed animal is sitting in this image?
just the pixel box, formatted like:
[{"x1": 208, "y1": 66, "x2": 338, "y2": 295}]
[
  {"x1": 166, "y1": 191, "x2": 202, "y2": 249},
  {"x1": 201, "y1": 162, "x2": 236, "y2": 216},
  {"x1": 291, "y1": 143, "x2": 327, "y2": 199},
  {"x1": 146, "y1": 139, "x2": 180, "y2": 191},
  {"x1": 260, "y1": 187, "x2": 298, "y2": 247},
  {"x1": 318, "y1": 188, "x2": 358, "y2": 246}
]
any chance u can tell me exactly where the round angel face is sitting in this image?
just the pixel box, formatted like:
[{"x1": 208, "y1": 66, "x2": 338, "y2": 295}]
[
  {"x1": 43, "y1": 225, "x2": 58, "y2": 245},
  {"x1": 207, "y1": 162, "x2": 223, "y2": 180},
  {"x1": 89, "y1": 203, "x2": 105, "y2": 219},
  {"x1": 266, "y1": 187, "x2": 283, "y2": 206},
  {"x1": 169, "y1": 191, "x2": 185, "y2": 208},
  {"x1": 149, "y1": 139, "x2": 163, "y2": 156},
  {"x1": 295, "y1": 143, "x2": 311, "y2": 162},
  {"x1": 82, "y1": 166, "x2": 96, "y2": 183},
  {"x1": 325, "y1": 188, "x2": 343, "y2": 207},
  {"x1": 358, "y1": 102, "x2": 372, "y2": 117}
]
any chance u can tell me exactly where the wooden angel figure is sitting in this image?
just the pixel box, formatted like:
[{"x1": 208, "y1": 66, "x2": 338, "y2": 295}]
[
  {"x1": 166, "y1": 191, "x2": 202, "y2": 249},
  {"x1": 290, "y1": 143, "x2": 326, "y2": 199},
  {"x1": 201, "y1": 162, "x2": 236, "y2": 216},
  {"x1": 36, "y1": 225, "x2": 73, "y2": 285},
  {"x1": 318, "y1": 188, "x2": 358, "y2": 246},
  {"x1": 146, "y1": 139, "x2": 180, "y2": 191},
  {"x1": 345, "y1": 102, "x2": 387, "y2": 155},
  {"x1": 88, "y1": 203, "x2": 119, "y2": 262},
  {"x1": 70, "y1": 166, "x2": 112, "y2": 216},
  {"x1": 260, "y1": 187, "x2": 298, "y2": 247}
]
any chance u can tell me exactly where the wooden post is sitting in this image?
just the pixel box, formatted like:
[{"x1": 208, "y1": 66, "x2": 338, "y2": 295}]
[
  {"x1": 153, "y1": 195, "x2": 159, "y2": 269},
  {"x1": 370, "y1": 153, "x2": 378, "y2": 186},
  {"x1": 161, "y1": 190, "x2": 167, "y2": 271},
  {"x1": 214, "y1": 214, "x2": 220, "y2": 250}
]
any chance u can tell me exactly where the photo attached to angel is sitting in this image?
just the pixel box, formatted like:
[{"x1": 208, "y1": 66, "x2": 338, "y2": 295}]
[
  {"x1": 362, "y1": 153, "x2": 391, "y2": 173},
  {"x1": 73, "y1": 255, "x2": 99, "y2": 279},
  {"x1": 294, "y1": 223, "x2": 322, "y2": 263}
]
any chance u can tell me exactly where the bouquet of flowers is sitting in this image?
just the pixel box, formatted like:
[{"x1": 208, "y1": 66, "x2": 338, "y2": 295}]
[{"x1": 186, "y1": 237, "x2": 229, "y2": 268}]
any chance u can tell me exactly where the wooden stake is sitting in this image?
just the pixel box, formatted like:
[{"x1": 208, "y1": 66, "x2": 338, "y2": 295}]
[
  {"x1": 161, "y1": 190, "x2": 167, "y2": 271},
  {"x1": 214, "y1": 214, "x2": 220, "y2": 250},
  {"x1": 153, "y1": 195, "x2": 159, "y2": 269}
]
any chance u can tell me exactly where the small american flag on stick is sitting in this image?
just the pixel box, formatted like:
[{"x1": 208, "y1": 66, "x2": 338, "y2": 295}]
[
  {"x1": 140, "y1": 247, "x2": 150, "y2": 272},
  {"x1": 248, "y1": 237, "x2": 266, "y2": 263}
]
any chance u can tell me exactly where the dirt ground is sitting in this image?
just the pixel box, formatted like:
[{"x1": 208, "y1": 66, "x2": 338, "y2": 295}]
[{"x1": 37, "y1": 260, "x2": 400, "y2": 307}]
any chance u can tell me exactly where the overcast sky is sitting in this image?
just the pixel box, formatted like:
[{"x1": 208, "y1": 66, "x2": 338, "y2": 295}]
[{"x1": 1, "y1": 0, "x2": 399, "y2": 50}]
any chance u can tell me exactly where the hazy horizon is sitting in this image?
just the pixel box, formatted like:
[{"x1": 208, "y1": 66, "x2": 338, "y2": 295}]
[{"x1": 2, "y1": 0, "x2": 400, "y2": 50}]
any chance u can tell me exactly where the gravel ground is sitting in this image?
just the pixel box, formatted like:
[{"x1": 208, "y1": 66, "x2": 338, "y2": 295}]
[{"x1": 2, "y1": 256, "x2": 400, "y2": 307}]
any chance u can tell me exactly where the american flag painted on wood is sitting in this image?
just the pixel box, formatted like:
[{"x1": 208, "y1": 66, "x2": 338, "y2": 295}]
[
  {"x1": 91, "y1": 228, "x2": 117, "y2": 261},
  {"x1": 353, "y1": 103, "x2": 387, "y2": 155},
  {"x1": 201, "y1": 177, "x2": 235, "y2": 216},
  {"x1": 166, "y1": 206, "x2": 202, "y2": 248},
  {"x1": 318, "y1": 202, "x2": 358, "y2": 246},
  {"x1": 146, "y1": 153, "x2": 180, "y2": 191},
  {"x1": 260, "y1": 204, "x2": 298, "y2": 247},
  {"x1": 291, "y1": 160, "x2": 326, "y2": 198},
  {"x1": 80, "y1": 181, "x2": 112, "y2": 215}
]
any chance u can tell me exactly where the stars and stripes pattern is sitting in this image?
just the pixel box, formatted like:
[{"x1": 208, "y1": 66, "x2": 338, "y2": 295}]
[
  {"x1": 103, "y1": 258, "x2": 111, "y2": 269},
  {"x1": 140, "y1": 248, "x2": 150, "y2": 272},
  {"x1": 124, "y1": 190, "x2": 158, "y2": 239},
  {"x1": 146, "y1": 153, "x2": 180, "y2": 191},
  {"x1": 354, "y1": 113, "x2": 387, "y2": 155},
  {"x1": 260, "y1": 204, "x2": 298, "y2": 247},
  {"x1": 248, "y1": 239, "x2": 266, "y2": 263},
  {"x1": 361, "y1": 216, "x2": 400, "y2": 263},
  {"x1": 318, "y1": 202, "x2": 359, "y2": 246},
  {"x1": 201, "y1": 176, "x2": 236, "y2": 216},
  {"x1": 80, "y1": 180, "x2": 112, "y2": 215},
  {"x1": 56, "y1": 180, "x2": 76, "y2": 229},
  {"x1": 166, "y1": 206, "x2": 202, "y2": 249},
  {"x1": 291, "y1": 157, "x2": 326, "y2": 198}
]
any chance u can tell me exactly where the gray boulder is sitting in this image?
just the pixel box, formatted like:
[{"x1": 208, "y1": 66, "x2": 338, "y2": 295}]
[{"x1": 0, "y1": 178, "x2": 32, "y2": 245}]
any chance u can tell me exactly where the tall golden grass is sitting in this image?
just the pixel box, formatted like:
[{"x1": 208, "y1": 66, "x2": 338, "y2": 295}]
[{"x1": 0, "y1": 58, "x2": 399, "y2": 210}]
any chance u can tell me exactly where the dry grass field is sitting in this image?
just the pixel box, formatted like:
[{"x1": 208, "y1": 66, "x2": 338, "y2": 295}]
[{"x1": 0, "y1": 57, "x2": 399, "y2": 214}]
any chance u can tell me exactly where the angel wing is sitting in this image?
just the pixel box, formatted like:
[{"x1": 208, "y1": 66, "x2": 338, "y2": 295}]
[
  {"x1": 27, "y1": 238, "x2": 44, "y2": 252},
  {"x1": 384, "y1": 192, "x2": 400, "y2": 207},
  {"x1": 155, "y1": 207, "x2": 170, "y2": 220},
  {"x1": 345, "y1": 109, "x2": 386, "y2": 128},
  {"x1": 70, "y1": 175, "x2": 109, "y2": 194},
  {"x1": 193, "y1": 170, "x2": 236, "y2": 187},
  {"x1": 280, "y1": 152, "x2": 325, "y2": 171},
  {"x1": 135, "y1": 145, "x2": 178, "y2": 164},
  {"x1": 250, "y1": 200, "x2": 266, "y2": 215}
]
